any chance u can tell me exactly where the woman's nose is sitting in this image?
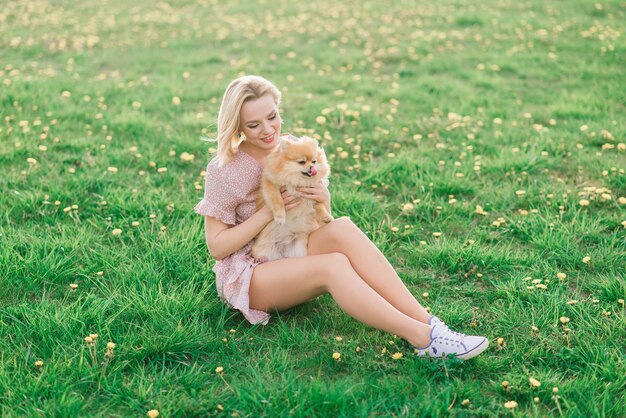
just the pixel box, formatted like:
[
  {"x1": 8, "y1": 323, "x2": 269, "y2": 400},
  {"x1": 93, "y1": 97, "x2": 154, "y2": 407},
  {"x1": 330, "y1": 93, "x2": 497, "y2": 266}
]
[{"x1": 261, "y1": 121, "x2": 274, "y2": 133}]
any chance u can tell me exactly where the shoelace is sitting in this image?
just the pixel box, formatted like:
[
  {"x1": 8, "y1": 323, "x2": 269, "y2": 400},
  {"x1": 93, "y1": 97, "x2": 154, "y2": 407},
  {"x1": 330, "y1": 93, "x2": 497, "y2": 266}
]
[{"x1": 439, "y1": 324, "x2": 465, "y2": 339}]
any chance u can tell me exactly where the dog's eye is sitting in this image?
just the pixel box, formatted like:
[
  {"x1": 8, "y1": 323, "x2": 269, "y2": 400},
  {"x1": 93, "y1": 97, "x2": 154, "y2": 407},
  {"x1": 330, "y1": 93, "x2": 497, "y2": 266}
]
[
  {"x1": 298, "y1": 161, "x2": 306, "y2": 165},
  {"x1": 312, "y1": 160, "x2": 317, "y2": 164}
]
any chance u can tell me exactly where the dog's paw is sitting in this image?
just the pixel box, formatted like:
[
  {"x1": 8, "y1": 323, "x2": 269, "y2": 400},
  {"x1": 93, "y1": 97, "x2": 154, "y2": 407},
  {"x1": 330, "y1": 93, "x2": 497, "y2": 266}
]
[{"x1": 274, "y1": 213, "x2": 286, "y2": 225}]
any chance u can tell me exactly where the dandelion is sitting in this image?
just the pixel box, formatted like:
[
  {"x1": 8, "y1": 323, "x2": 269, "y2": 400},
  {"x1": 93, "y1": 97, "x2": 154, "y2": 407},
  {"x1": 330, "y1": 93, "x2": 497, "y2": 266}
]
[
  {"x1": 515, "y1": 190, "x2": 526, "y2": 197},
  {"x1": 111, "y1": 229, "x2": 122, "y2": 236},
  {"x1": 172, "y1": 96, "x2": 181, "y2": 105},
  {"x1": 504, "y1": 401, "x2": 518, "y2": 409},
  {"x1": 34, "y1": 360, "x2": 44, "y2": 367},
  {"x1": 107, "y1": 342, "x2": 116, "y2": 350},
  {"x1": 579, "y1": 199, "x2": 590, "y2": 206},
  {"x1": 552, "y1": 387, "x2": 559, "y2": 394},
  {"x1": 401, "y1": 203, "x2": 414, "y2": 213},
  {"x1": 461, "y1": 399, "x2": 470, "y2": 406},
  {"x1": 497, "y1": 337, "x2": 505, "y2": 346},
  {"x1": 27, "y1": 157, "x2": 38, "y2": 164},
  {"x1": 215, "y1": 366, "x2": 224, "y2": 373},
  {"x1": 107, "y1": 167, "x2": 118, "y2": 173},
  {"x1": 70, "y1": 283, "x2": 78, "y2": 290},
  {"x1": 582, "y1": 256, "x2": 591, "y2": 264},
  {"x1": 534, "y1": 397, "x2": 540, "y2": 403},
  {"x1": 315, "y1": 116, "x2": 326, "y2": 124},
  {"x1": 391, "y1": 352, "x2": 403, "y2": 360},
  {"x1": 180, "y1": 152, "x2": 195, "y2": 161},
  {"x1": 132, "y1": 221, "x2": 139, "y2": 227},
  {"x1": 557, "y1": 272, "x2": 567, "y2": 281},
  {"x1": 559, "y1": 316, "x2": 570, "y2": 324},
  {"x1": 132, "y1": 101, "x2": 142, "y2": 109},
  {"x1": 147, "y1": 410, "x2": 159, "y2": 418},
  {"x1": 335, "y1": 336, "x2": 343, "y2": 341},
  {"x1": 422, "y1": 292, "x2": 429, "y2": 298},
  {"x1": 432, "y1": 232, "x2": 442, "y2": 237},
  {"x1": 157, "y1": 167, "x2": 167, "y2": 173},
  {"x1": 332, "y1": 352, "x2": 341, "y2": 360},
  {"x1": 529, "y1": 377, "x2": 541, "y2": 387}
]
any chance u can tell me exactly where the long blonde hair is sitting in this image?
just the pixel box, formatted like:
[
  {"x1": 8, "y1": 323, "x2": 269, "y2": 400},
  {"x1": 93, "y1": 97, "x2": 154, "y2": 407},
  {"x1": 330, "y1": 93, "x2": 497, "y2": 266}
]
[{"x1": 215, "y1": 75, "x2": 281, "y2": 165}]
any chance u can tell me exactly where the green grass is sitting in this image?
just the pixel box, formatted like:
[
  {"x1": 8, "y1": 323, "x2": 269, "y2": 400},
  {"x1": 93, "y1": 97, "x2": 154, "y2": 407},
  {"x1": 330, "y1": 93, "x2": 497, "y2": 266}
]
[{"x1": 1, "y1": 0, "x2": 625, "y2": 416}]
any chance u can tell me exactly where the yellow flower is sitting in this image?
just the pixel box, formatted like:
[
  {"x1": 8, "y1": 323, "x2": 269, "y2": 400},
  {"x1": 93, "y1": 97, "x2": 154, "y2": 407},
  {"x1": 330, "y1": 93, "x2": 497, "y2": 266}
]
[
  {"x1": 504, "y1": 401, "x2": 518, "y2": 409},
  {"x1": 315, "y1": 116, "x2": 326, "y2": 124},
  {"x1": 579, "y1": 199, "x2": 590, "y2": 206},
  {"x1": 497, "y1": 338, "x2": 504, "y2": 345},
  {"x1": 557, "y1": 272, "x2": 567, "y2": 281},
  {"x1": 422, "y1": 292, "x2": 429, "y2": 298},
  {"x1": 618, "y1": 197, "x2": 626, "y2": 205},
  {"x1": 391, "y1": 352, "x2": 403, "y2": 360},
  {"x1": 34, "y1": 360, "x2": 44, "y2": 367},
  {"x1": 335, "y1": 336, "x2": 343, "y2": 341},
  {"x1": 332, "y1": 352, "x2": 341, "y2": 360},
  {"x1": 132, "y1": 101, "x2": 142, "y2": 109},
  {"x1": 432, "y1": 232, "x2": 442, "y2": 238},
  {"x1": 147, "y1": 410, "x2": 159, "y2": 418},
  {"x1": 582, "y1": 256, "x2": 591, "y2": 264},
  {"x1": 107, "y1": 342, "x2": 116, "y2": 350},
  {"x1": 157, "y1": 167, "x2": 167, "y2": 173},
  {"x1": 515, "y1": 190, "x2": 526, "y2": 196},
  {"x1": 27, "y1": 157, "x2": 38, "y2": 164},
  {"x1": 107, "y1": 167, "x2": 118, "y2": 173},
  {"x1": 559, "y1": 316, "x2": 570, "y2": 324},
  {"x1": 401, "y1": 203, "x2": 414, "y2": 212},
  {"x1": 172, "y1": 96, "x2": 181, "y2": 105},
  {"x1": 215, "y1": 366, "x2": 224, "y2": 373},
  {"x1": 461, "y1": 399, "x2": 470, "y2": 406},
  {"x1": 502, "y1": 380, "x2": 509, "y2": 388},
  {"x1": 69, "y1": 283, "x2": 78, "y2": 290},
  {"x1": 180, "y1": 152, "x2": 195, "y2": 161},
  {"x1": 529, "y1": 377, "x2": 541, "y2": 387},
  {"x1": 111, "y1": 229, "x2": 122, "y2": 236}
]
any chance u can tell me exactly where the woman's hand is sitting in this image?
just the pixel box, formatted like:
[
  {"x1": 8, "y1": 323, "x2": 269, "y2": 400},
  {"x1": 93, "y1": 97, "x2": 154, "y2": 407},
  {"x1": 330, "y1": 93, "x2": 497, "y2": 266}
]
[
  {"x1": 281, "y1": 187, "x2": 301, "y2": 211},
  {"x1": 297, "y1": 181, "x2": 331, "y2": 212}
]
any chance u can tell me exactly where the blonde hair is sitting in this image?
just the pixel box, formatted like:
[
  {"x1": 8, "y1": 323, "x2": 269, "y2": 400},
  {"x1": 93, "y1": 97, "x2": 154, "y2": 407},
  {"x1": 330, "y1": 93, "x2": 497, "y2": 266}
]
[{"x1": 215, "y1": 75, "x2": 281, "y2": 165}]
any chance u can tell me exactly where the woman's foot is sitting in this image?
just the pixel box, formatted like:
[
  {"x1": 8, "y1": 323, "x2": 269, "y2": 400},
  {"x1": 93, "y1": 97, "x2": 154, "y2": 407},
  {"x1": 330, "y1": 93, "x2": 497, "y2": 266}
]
[{"x1": 415, "y1": 322, "x2": 489, "y2": 360}]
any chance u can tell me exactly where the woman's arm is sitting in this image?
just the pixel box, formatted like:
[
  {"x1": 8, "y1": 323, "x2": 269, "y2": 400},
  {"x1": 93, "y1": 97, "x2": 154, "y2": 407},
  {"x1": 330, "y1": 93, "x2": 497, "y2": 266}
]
[
  {"x1": 204, "y1": 207, "x2": 273, "y2": 260},
  {"x1": 204, "y1": 190, "x2": 301, "y2": 260}
]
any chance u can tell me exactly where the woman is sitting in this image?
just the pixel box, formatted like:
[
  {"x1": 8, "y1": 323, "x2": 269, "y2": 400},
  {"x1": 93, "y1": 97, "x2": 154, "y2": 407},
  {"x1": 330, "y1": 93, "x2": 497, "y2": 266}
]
[{"x1": 195, "y1": 75, "x2": 489, "y2": 359}]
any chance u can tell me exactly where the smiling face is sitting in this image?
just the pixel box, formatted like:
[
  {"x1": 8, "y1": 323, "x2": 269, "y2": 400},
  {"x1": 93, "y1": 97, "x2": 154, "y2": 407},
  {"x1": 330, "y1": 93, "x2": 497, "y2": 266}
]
[{"x1": 238, "y1": 94, "x2": 282, "y2": 159}]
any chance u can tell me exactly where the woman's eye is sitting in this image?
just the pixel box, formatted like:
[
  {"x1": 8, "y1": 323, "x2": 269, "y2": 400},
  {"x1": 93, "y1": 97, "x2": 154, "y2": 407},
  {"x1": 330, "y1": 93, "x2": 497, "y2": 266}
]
[
  {"x1": 298, "y1": 161, "x2": 306, "y2": 165},
  {"x1": 248, "y1": 124, "x2": 258, "y2": 129},
  {"x1": 269, "y1": 114, "x2": 277, "y2": 120}
]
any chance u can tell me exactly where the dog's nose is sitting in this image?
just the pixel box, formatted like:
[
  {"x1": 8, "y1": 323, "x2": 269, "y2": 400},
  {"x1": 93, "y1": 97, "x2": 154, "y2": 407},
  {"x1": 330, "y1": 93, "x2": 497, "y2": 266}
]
[{"x1": 309, "y1": 165, "x2": 318, "y2": 176}]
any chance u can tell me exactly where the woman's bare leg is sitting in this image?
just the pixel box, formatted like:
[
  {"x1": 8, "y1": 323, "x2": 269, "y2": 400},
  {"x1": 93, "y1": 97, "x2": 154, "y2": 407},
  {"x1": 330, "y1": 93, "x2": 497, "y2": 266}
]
[
  {"x1": 308, "y1": 217, "x2": 431, "y2": 323},
  {"x1": 248, "y1": 252, "x2": 432, "y2": 348}
]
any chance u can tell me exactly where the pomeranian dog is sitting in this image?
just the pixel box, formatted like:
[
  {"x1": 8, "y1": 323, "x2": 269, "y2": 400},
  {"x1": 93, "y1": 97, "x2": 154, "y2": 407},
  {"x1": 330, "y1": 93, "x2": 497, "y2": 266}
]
[{"x1": 251, "y1": 136, "x2": 333, "y2": 261}]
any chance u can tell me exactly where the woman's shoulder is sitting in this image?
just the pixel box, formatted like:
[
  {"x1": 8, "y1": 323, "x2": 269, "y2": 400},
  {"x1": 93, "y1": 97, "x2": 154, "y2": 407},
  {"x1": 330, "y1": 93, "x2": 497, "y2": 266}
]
[{"x1": 205, "y1": 152, "x2": 260, "y2": 191}]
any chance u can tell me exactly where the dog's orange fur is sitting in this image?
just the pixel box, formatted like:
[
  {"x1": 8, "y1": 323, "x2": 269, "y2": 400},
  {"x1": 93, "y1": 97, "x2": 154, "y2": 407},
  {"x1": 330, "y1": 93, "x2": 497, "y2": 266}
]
[{"x1": 251, "y1": 136, "x2": 332, "y2": 261}]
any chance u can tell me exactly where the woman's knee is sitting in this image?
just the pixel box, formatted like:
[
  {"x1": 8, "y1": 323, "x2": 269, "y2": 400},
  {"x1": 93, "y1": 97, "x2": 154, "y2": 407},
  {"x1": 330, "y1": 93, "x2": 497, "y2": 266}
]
[{"x1": 324, "y1": 217, "x2": 359, "y2": 242}]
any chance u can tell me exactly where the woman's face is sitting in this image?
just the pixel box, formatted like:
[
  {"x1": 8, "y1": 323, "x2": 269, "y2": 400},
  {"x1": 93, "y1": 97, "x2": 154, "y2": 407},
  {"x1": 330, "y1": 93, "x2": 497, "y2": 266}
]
[{"x1": 239, "y1": 94, "x2": 282, "y2": 155}]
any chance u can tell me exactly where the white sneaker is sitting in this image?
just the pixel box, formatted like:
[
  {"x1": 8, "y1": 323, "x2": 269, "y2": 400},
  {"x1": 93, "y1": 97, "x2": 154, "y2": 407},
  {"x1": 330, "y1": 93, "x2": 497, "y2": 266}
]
[{"x1": 415, "y1": 324, "x2": 489, "y2": 360}]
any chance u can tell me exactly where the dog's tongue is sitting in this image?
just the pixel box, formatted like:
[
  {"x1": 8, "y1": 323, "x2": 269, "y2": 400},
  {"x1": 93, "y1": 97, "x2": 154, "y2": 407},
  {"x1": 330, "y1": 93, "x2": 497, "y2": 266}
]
[{"x1": 309, "y1": 166, "x2": 318, "y2": 176}]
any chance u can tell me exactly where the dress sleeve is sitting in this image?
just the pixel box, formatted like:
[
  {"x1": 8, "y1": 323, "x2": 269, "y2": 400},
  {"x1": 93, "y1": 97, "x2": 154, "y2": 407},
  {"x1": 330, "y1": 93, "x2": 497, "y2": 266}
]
[{"x1": 194, "y1": 162, "x2": 238, "y2": 225}]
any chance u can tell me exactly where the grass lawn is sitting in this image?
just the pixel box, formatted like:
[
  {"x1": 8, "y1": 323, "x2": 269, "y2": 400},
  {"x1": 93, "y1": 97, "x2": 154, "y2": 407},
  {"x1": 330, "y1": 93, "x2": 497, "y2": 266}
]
[{"x1": 1, "y1": 0, "x2": 625, "y2": 416}]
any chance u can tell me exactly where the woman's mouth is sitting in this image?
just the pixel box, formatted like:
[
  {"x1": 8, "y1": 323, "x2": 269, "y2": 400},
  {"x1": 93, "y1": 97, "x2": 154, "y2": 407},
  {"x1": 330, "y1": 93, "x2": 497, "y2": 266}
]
[{"x1": 260, "y1": 133, "x2": 275, "y2": 143}]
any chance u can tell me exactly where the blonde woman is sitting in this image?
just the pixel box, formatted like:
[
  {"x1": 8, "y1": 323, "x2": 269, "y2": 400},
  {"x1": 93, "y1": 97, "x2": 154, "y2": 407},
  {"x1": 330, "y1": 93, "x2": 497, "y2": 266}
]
[{"x1": 195, "y1": 75, "x2": 489, "y2": 359}]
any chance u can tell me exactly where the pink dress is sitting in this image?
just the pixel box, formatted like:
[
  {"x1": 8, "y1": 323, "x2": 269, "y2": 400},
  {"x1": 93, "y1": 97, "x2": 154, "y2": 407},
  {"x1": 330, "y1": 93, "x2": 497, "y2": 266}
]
[{"x1": 194, "y1": 149, "x2": 270, "y2": 325}]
